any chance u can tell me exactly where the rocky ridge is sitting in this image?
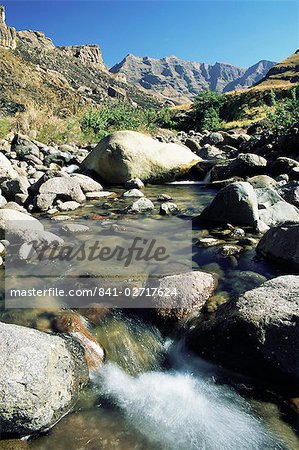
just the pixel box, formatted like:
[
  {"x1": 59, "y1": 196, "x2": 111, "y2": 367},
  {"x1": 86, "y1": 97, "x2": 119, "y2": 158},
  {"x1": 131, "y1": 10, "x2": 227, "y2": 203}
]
[{"x1": 110, "y1": 54, "x2": 275, "y2": 103}]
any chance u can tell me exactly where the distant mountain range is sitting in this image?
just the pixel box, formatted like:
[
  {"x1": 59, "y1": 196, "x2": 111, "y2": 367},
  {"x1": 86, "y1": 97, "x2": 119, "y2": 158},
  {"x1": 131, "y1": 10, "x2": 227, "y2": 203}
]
[{"x1": 110, "y1": 54, "x2": 276, "y2": 104}]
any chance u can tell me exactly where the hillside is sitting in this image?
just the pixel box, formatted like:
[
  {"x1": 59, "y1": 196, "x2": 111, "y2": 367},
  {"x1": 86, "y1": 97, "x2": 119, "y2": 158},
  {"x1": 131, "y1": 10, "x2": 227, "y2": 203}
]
[
  {"x1": 252, "y1": 50, "x2": 299, "y2": 91},
  {"x1": 110, "y1": 54, "x2": 275, "y2": 104}
]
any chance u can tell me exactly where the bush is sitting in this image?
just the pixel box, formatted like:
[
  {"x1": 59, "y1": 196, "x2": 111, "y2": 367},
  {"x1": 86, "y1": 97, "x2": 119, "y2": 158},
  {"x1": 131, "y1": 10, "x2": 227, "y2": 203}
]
[
  {"x1": 266, "y1": 87, "x2": 299, "y2": 134},
  {"x1": 81, "y1": 102, "x2": 158, "y2": 139},
  {"x1": 187, "y1": 90, "x2": 226, "y2": 131}
]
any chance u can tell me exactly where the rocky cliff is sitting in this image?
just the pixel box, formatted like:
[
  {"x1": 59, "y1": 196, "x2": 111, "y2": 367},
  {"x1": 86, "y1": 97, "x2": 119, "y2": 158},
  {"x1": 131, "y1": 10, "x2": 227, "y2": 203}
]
[
  {"x1": 110, "y1": 54, "x2": 275, "y2": 103},
  {"x1": 0, "y1": 5, "x2": 16, "y2": 49},
  {"x1": 254, "y1": 50, "x2": 299, "y2": 90}
]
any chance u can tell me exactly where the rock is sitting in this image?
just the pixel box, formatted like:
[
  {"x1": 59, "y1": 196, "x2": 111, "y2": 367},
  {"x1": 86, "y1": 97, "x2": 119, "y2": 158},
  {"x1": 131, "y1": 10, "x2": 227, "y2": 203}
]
[
  {"x1": 35, "y1": 193, "x2": 57, "y2": 211},
  {"x1": 0, "y1": 5, "x2": 17, "y2": 50},
  {"x1": 247, "y1": 175, "x2": 277, "y2": 189},
  {"x1": 57, "y1": 200, "x2": 81, "y2": 211},
  {"x1": 217, "y1": 245, "x2": 243, "y2": 257},
  {"x1": 199, "y1": 144, "x2": 224, "y2": 160},
  {"x1": 211, "y1": 153, "x2": 267, "y2": 181},
  {"x1": 1, "y1": 176, "x2": 30, "y2": 201},
  {"x1": 11, "y1": 134, "x2": 40, "y2": 159},
  {"x1": 54, "y1": 313, "x2": 104, "y2": 373},
  {"x1": 61, "y1": 223, "x2": 90, "y2": 234},
  {"x1": 186, "y1": 276, "x2": 299, "y2": 391},
  {"x1": 196, "y1": 182, "x2": 259, "y2": 228},
  {"x1": 184, "y1": 138, "x2": 201, "y2": 153},
  {"x1": 282, "y1": 186, "x2": 299, "y2": 208},
  {"x1": 157, "y1": 194, "x2": 172, "y2": 201},
  {"x1": 197, "y1": 237, "x2": 225, "y2": 247},
  {"x1": 0, "y1": 152, "x2": 18, "y2": 182},
  {"x1": 0, "y1": 321, "x2": 88, "y2": 436},
  {"x1": 271, "y1": 157, "x2": 299, "y2": 177},
  {"x1": 81, "y1": 131, "x2": 199, "y2": 184},
  {"x1": 85, "y1": 191, "x2": 116, "y2": 199},
  {"x1": 206, "y1": 132, "x2": 224, "y2": 145},
  {"x1": 257, "y1": 223, "x2": 299, "y2": 270},
  {"x1": 151, "y1": 271, "x2": 217, "y2": 322},
  {"x1": 159, "y1": 202, "x2": 178, "y2": 215},
  {"x1": 71, "y1": 174, "x2": 103, "y2": 193},
  {"x1": 259, "y1": 201, "x2": 299, "y2": 227},
  {"x1": 0, "y1": 209, "x2": 44, "y2": 239},
  {"x1": 3, "y1": 202, "x2": 28, "y2": 214},
  {"x1": 129, "y1": 197, "x2": 155, "y2": 213},
  {"x1": 0, "y1": 194, "x2": 7, "y2": 208},
  {"x1": 255, "y1": 187, "x2": 283, "y2": 209},
  {"x1": 125, "y1": 178, "x2": 145, "y2": 189},
  {"x1": 39, "y1": 175, "x2": 86, "y2": 203},
  {"x1": 122, "y1": 189, "x2": 144, "y2": 198}
]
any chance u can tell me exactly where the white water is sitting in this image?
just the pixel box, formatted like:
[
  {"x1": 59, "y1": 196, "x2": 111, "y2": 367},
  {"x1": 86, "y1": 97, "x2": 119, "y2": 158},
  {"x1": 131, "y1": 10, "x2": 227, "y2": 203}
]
[{"x1": 96, "y1": 363, "x2": 284, "y2": 450}]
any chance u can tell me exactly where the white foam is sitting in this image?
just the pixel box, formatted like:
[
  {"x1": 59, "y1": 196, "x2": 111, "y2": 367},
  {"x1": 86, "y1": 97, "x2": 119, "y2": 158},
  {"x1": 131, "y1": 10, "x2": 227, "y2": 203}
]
[{"x1": 96, "y1": 363, "x2": 282, "y2": 450}]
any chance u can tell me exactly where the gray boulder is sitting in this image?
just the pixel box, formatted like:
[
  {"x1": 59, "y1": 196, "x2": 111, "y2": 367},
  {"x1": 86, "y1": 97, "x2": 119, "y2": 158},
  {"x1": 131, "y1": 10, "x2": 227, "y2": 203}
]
[
  {"x1": 186, "y1": 276, "x2": 299, "y2": 390},
  {"x1": 35, "y1": 175, "x2": 86, "y2": 211},
  {"x1": 0, "y1": 209, "x2": 44, "y2": 239},
  {"x1": 211, "y1": 153, "x2": 267, "y2": 181},
  {"x1": 196, "y1": 182, "x2": 259, "y2": 227},
  {"x1": 122, "y1": 188, "x2": 144, "y2": 198},
  {"x1": 259, "y1": 201, "x2": 299, "y2": 227},
  {"x1": 257, "y1": 223, "x2": 299, "y2": 270},
  {"x1": 0, "y1": 322, "x2": 88, "y2": 436},
  {"x1": 71, "y1": 174, "x2": 103, "y2": 193},
  {"x1": 129, "y1": 197, "x2": 155, "y2": 213},
  {"x1": 81, "y1": 131, "x2": 200, "y2": 184},
  {"x1": 271, "y1": 157, "x2": 299, "y2": 177},
  {"x1": 159, "y1": 202, "x2": 178, "y2": 215}
]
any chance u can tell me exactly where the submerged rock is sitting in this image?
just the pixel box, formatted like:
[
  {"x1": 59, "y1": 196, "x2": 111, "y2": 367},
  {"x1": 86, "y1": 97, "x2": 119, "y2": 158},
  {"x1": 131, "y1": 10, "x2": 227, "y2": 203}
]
[
  {"x1": 81, "y1": 131, "x2": 199, "y2": 184},
  {"x1": 0, "y1": 322, "x2": 88, "y2": 436},
  {"x1": 186, "y1": 276, "x2": 299, "y2": 393}
]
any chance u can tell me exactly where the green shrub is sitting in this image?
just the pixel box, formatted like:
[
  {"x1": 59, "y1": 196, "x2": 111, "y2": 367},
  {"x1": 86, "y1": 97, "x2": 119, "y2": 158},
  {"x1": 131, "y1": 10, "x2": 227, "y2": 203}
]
[
  {"x1": 266, "y1": 87, "x2": 299, "y2": 134},
  {"x1": 187, "y1": 90, "x2": 226, "y2": 131},
  {"x1": 81, "y1": 101, "x2": 158, "y2": 138}
]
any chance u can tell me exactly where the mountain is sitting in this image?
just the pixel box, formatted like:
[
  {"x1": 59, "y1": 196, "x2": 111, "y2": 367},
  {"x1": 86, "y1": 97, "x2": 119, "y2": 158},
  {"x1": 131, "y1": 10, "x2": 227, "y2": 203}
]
[
  {"x1": 110, "y1": 54, "x2": 275, "y2": 104},
  {"x1": 223, "y1": 60, "x2": 276, "y2": 92},
  {"x1": 0, "y1": 6, "x2": 160, "y2": 118}
]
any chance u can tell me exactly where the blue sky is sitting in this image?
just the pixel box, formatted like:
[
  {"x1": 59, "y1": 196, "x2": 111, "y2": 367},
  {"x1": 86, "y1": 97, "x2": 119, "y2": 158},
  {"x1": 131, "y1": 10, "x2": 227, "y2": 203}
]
[{"x1": 3, "y1": 1, "x2": 299, "y2": 68}]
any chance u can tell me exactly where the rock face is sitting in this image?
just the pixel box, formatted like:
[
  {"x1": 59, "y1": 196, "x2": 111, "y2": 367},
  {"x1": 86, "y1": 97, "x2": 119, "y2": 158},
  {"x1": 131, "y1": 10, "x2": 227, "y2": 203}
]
[
  {"x1": 81, "y1": 131, "x2": 200, "y2": 184},
  {"x1": 196, "y1": 182, "x2": 259, "y2": 227},
  {"x1": 59, "y1": 44, "x2": 106, "y2": 68},
  {"x1": 0, "y1": 322, "x2": 88, "y2": 436},
  {"x1": 257, "y1": 223, "x2": 299, "y2": 270},
  {"x1": 110, "y1": 54, "x2": 275, "y2": 103},
  {"x1": 186, "y1": 276, "x2": 299, "y2": 392},
  {"x1": 0, "y1": 6, "x2": 16, "y2": 50}
]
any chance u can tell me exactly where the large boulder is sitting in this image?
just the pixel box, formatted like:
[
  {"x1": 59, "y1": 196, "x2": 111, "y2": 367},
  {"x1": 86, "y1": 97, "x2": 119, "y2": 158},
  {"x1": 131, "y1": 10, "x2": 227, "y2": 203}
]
[
  {"x1": 211, "y1": 153, "x2": 267, "y2": 181},
  {"x1": 196, "y1": 182, "x2": 259, "y2": 227},
  {"x1": 186, "y1": 276, "x2": 299, "y2": 392},
  {"x1": 257, "y1": 223, "x2": 299, "y2": 270},
  {"x1": 81, "y1": 131, "x2": 200, "y2": 184},
  {"x1": 0, "y1": 322, "x2": 88, "y2": 436}
]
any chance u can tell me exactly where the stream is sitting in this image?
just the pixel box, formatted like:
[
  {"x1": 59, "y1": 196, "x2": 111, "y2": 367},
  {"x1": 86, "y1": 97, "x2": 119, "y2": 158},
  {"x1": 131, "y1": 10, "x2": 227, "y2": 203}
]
[{"x1": 1, "y1": 183, "x2": 298, "y2": 449}]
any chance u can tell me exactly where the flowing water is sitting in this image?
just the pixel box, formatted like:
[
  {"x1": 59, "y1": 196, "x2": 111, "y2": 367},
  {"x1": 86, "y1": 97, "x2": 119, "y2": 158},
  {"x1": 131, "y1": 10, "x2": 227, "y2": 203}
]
[{"x1": 1, "y1": 183, "x2": 298, "y2": 449}]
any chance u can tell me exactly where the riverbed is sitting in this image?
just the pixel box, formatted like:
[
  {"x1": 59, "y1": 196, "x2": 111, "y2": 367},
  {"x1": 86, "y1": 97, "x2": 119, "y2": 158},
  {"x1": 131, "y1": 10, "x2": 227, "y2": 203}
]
[{"x1": 1, "y1": 183, "x2": 298, "y2": 449}]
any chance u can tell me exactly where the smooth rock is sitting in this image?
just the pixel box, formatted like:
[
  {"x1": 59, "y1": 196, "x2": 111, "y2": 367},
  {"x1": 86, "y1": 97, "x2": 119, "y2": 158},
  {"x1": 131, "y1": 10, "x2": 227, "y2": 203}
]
[
  {"x1": 129, "y1": 197, "x2": 155, "y2": 213},
  {"x1": 122, "y1": 189, "x2": 144, "y2": 198},
  {"x1": 81, "y1": 131, "x2": 199, "y2": 184},
  {"x1": 0, "y1": 321, "x2": 88, "y2": 436}
]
